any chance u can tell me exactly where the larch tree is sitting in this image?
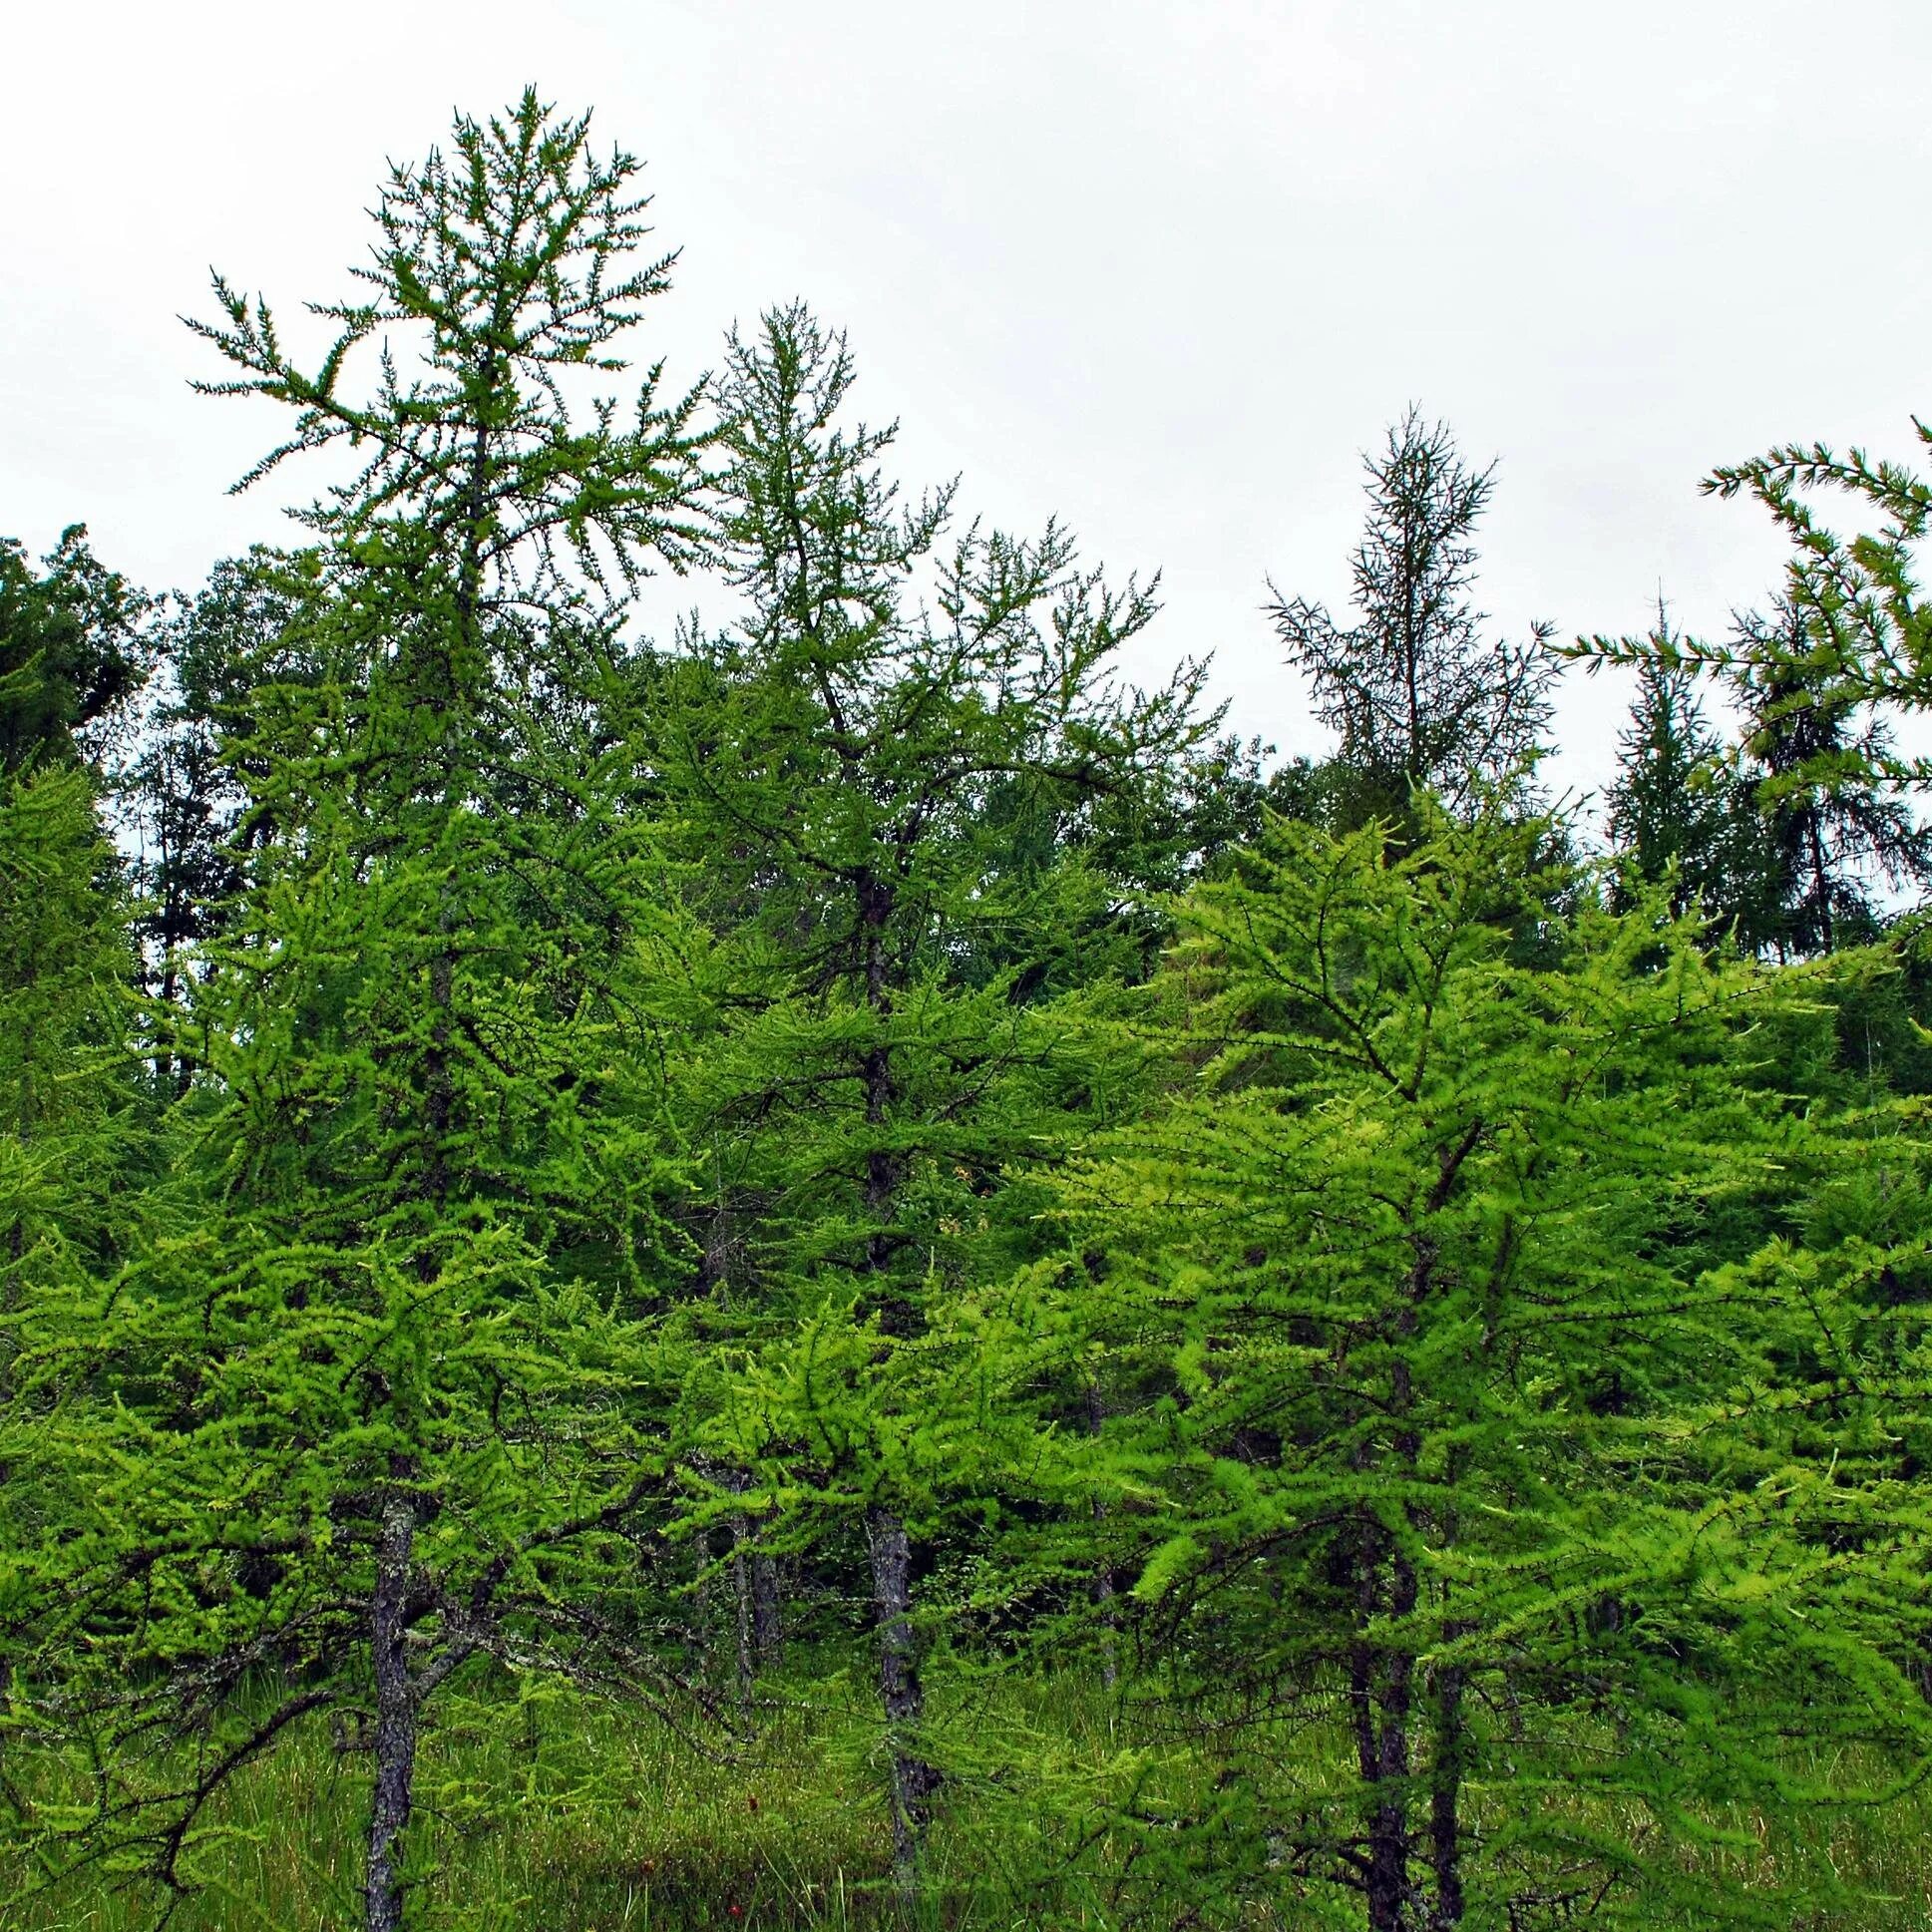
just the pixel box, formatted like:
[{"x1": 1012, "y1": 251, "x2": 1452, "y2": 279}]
[
  {"x1": 648, "y1": 301, "x2": 1216, "y2": 1900},
  {"x1": 1016, "y1": 798, "x2": 1932, "y2": 1930},
  {"x1": 7, "y1": 94, "x2": 715, "y2": 1932},
  {"x1": 0, "y1": 531, "x2": 154, "y2": 1679}
]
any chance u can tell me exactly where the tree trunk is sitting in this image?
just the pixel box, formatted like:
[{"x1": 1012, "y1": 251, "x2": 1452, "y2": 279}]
[
  {"x1": 1086, "y1": 1376, "x2": 1117, "y2": 1691},
  {"x1": 689, "y1": 1525, "x2": 714, "y2": 1677},
  {"x1": 1366, "y1": 1562, "x2": 1416, "y2": 1932},
  {"x1": 1353, "y1": 1643, "x2": 1413, "y2": 1932},
  {"x1": 1352, "y1": 1509, "x2": 1415, "y2": 1932},
  {"x1": 751, "y1": 1541, "x2": 782, "y2": 1663},
  {"x1": 1427, "y1": 1649, "x2": 1467, "y2": 1930},
  {"x1": 723, "y1": 1468, "x2": 782, "y2": 1681},
  {"x1": 868, "y1": 1502, "x2": 939, "y2": 1907},
  {"x1": 729, "y1": 1504, "x2": 755, "y2": 1711},
  {"x1": 365, "y1": 1489, "x2": 420, "y2": 1932},
  {"x1": 854, "y1": 872, "x2": 938, "y2": 1897}
]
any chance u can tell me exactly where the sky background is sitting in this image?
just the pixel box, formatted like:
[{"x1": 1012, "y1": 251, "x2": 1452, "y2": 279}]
[{"x1": 7, "y1": 0, "x2": 1932, "y2": 812}]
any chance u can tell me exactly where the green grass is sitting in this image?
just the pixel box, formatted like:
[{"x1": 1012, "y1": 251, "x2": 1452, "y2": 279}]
[
  {"x1": 0, "y1": 1667, "x2": 1145, "y2": 1931},
  {"x1": 7, "y1": 1667, "x2": 1932, "y2": 1931}
]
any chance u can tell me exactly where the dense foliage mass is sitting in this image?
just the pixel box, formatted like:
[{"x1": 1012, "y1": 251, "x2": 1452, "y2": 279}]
[{"x1": 7, "y1": 93, "x2": 1932, "y2": 1932}]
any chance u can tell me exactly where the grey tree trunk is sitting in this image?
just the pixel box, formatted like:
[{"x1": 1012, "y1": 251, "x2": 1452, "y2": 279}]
[
  {"x1": 1427, "y1": 1651, "x2": 1467, "y2": 1930},
  {"x1": 751, "y1": 1542, "x2": 782, "y2": 1662},
  {"x1": 729, "y1": 1507, "x2": 754, "y2": 1710},
  {"x1": 365, "y1": 1489, "x2": 420, "y2": 1932},
  {"x1": 724, "y1": 1467, "x2": 781, "y2": 1687},
  {"x1": 1086, "y1": 1376, "x2": 1116, "y2": 1691},
  {"x1": 868, "y1": 1502, "x2": 939, "y2": 1907}
]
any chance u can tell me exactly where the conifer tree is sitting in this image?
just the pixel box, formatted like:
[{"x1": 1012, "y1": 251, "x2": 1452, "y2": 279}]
[
  {"x1": 1576, "y1": 422, "x2": 1932, "y2": 936},
  {"x1": 8, "y1": 94, "x2": 713, "y2": 1932},
  {"x1": 0, "y1": 534, "x2": 154, "y2": 1636},
  {"x1": 1603, "y1": 608, "x2": 1751, "y2": 922},
  {"x1": 1587, "y1": 586, "x2": 1932, "y2": 956},
  {"x1": 651, "y1": 302, "x2": 1214, "y2": 1898},
  {"x1": 1267, "y1": 410, "x2": 1555, "y2": 827},
  {"x1": 115, "y1": 554, "x2": 306, "y2": 1085},
  {"x1": 0, "y1": 764, "x2": 146, "y2": 1585},
  {"x1": 1009, "y1": 799, "x2": 1932, "y2": 1929},
  {"x1": 1727, "y1": 597, "x2": 1932, "y2": 956}
]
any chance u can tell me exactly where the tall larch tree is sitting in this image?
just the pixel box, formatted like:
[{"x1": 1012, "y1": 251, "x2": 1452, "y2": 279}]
[
  {"x1": 650, "y1": 301, "x2": 1215, "y2": 1900},
  {"x1": 7, "y1": 94, "x2": 715, "y2": 1932},
  {"x1": 1010, "y1": 800, "x2": 1932, "y2": 1929}
]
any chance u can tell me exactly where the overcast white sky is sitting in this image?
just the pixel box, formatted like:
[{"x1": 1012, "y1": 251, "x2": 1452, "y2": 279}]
[{"x1": 7, "y1": 0, "x2": 1932, "y2": 808}]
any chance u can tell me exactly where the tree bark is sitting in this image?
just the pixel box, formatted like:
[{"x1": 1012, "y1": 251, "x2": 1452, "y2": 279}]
[
  {"x1": 729, "y1": 1503, "x2": 755, "y2": 1711},
  {"x1": 365, "y1": 1488, "x2": 420, "y2": 1932},
  {"x1": 1427, "y1": 1647, "x2": 1467, "y2": 1930},
  {"x1": 869, "y1": 1502, "x2": 939, "y2": 1907},
  {"x1": 853, "y1": 870, "x2": 939, "y2": 1898},
  {"x1": 1364, "y1": 1550, "x2": 1417, "y2": 1932},
  {"x1": 1086, "y1": 1375, "x2": 1117, "y2": 1691},
  {"x1": 751, "y1": 1540, "x2": 782, "y2": 1663}
]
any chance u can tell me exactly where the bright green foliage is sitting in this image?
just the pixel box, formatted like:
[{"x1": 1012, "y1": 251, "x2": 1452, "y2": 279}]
[
  {"x1": 646, "y1": 302, "x2": 1218, "y2": 1882},
  {"x1": 0, "y1": 766, "x2": 139, "y2": 1239},
  {"x1": 1694, "y1": 432, "x2": 1932, "y2": 753},
  {"x1": 0, "y1": 759, "x2": 146, "y2": 1528},
  {"x1": 11, "y1": 86, "x2": 1932, "y2": 1932},
  {"x1": 0, "y1": 763, "x2": 152, "y2": 1926},
  {"x1": 5, "y1": 94, "x2": 713, "y2": 1930},
  {"x1": 1006, "y1": 801, "x2": 1932, "y2": 1928},
  {"x1": 1575, "y1": 431, "x2": 1932, "y2": 754}
]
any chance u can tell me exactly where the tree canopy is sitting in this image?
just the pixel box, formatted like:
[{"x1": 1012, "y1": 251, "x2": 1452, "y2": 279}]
[{"x1": 4, "y1": 87, "x2": 1932, "y2": 1932}]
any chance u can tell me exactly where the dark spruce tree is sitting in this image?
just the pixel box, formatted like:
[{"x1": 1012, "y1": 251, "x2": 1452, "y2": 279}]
[
  {"x1": 1576, "y1": 424, "x2": 1932, "y2": 944},
  {"x1": 0, "y1": 526, "x2": 151, "y2": 774},
  {"x1": 1603, "y1": 605, "x2": 1754, "y2": 923},
  {"x1": 1267, "y1": 408, "x2": 1555, "y2": 828},
  {"x1": 117, "y1": 554, "x2": 311, "y2": 1088},
  {"x1": 1586, "y1": 590, "x2": 1932, "y2": 958},
  {"x1": 1728, "y1": 596, "x2": 1932, "y2": 956}
]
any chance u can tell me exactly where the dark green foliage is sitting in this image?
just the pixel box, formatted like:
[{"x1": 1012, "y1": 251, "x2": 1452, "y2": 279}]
[
  {"x1": 1604, "y1": 613, "x2": 1748, "y2": 920},
  {"x1": 1727, "y1": 598, "x2": 1932, "y2": 957},
  {"x1": 1267, "y1": 409, "x2": 1555, "y2": 827},
  {"x1": 1579, "y1": 426, "x2": 1932, "y2": 957},
  {"x1": 0, "y1": 527, "x2": 150, "y2": 772}
]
